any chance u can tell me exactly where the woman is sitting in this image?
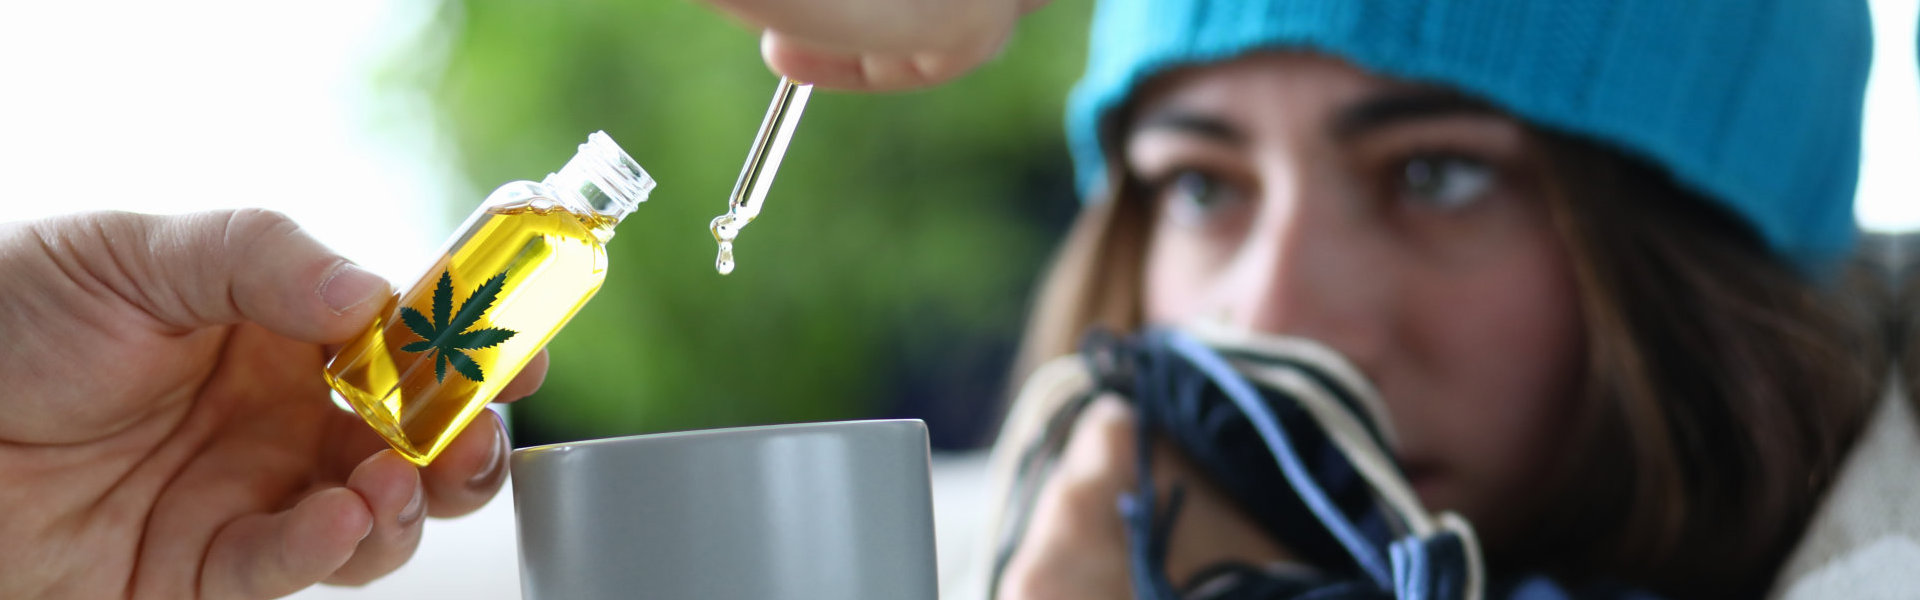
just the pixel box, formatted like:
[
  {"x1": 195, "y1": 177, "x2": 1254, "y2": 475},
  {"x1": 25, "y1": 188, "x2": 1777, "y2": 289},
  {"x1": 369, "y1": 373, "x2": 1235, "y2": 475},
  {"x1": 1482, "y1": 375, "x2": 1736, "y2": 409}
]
[
  {"x1": 708, "y1": 0, "x2": 1894, "y2": 597},
  {"x1": 998, "y1": 52, "x2": 1871, "y2": 598}
]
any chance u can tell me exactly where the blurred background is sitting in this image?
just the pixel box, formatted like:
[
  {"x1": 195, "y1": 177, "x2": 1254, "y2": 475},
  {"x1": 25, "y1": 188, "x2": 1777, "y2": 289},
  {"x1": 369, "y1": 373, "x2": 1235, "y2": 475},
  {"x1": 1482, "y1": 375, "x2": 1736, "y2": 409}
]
[
  {"x1": 401, "y1": 0, "x2": 1094, "y2": 452},
  {"x1": 1, "y1": 0, "x2": 1916, "y2": 598},
  {"x1": 4, "y1": 0, "x2": 1096, "y2": 452}
]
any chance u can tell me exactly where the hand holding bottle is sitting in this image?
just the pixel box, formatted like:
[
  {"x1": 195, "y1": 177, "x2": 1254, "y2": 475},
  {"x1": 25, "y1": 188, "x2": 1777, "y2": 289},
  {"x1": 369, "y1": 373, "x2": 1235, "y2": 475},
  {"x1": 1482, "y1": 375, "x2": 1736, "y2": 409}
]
[
  {"x1": 701, "y1": 0, "x2": 1052, "y2": 91},
  {"x1": 0, "y1": 210, "x2": 544, "y2": 599}
]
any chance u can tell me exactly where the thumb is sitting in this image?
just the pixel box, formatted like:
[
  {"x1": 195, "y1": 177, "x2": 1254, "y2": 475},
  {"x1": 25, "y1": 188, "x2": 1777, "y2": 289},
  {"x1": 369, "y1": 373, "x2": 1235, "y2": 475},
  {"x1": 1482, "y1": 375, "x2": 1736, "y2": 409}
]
[{"x1": 45, "y1": 209, "x2": 391, "y2": 344}]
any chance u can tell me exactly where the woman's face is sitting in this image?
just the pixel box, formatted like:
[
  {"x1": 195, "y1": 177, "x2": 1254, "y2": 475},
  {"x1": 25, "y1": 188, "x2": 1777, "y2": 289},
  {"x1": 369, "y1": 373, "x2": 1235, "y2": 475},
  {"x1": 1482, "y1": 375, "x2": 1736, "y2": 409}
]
[{"x1": 1128, "y1": 53, "x2": 1585, "y2": 540}]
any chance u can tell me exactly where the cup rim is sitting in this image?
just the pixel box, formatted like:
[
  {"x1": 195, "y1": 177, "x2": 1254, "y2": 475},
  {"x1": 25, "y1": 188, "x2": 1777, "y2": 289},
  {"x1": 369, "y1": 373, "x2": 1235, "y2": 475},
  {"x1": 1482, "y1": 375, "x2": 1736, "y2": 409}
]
[{"x1": 510, "y1": 418, "x2": 926, "y2": 459}]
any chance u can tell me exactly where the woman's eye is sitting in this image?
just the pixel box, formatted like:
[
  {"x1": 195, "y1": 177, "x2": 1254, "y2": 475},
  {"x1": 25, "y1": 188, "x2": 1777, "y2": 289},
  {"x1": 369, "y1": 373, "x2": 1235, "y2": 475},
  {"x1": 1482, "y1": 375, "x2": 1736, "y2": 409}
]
[
  {"x1": 1159, "y1": 170, "x2": 1242, "y2": 222},
  {"x1": 1398, "y1": 154, "x2": 1494, "y2": 211}
]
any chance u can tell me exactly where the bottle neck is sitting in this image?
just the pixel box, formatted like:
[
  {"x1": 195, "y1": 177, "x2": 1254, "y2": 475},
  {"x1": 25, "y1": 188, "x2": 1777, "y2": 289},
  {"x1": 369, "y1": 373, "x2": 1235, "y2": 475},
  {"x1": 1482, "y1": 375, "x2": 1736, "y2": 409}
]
[{"x1": 543, "y1": 131, "x2": 656, "y2": 228}]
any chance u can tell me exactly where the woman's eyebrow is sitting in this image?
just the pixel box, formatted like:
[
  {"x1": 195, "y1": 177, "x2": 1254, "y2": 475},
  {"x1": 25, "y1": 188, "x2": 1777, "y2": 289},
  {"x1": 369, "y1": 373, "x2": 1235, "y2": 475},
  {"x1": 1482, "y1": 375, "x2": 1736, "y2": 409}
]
[
  {"x1": 1331, "y1": 90, "x2": 1503, "y2": 141},
  {"x1": 1130, "y1": 109, "x2": 1247, "y2": 147}
]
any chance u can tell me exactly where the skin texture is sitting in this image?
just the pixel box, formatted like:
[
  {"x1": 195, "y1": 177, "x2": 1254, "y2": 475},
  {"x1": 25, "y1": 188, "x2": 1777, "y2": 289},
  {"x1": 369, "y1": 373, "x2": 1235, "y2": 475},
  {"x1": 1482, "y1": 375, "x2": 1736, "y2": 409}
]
[
  {"x1": 0, "y1": 210, "x2": 546, "y2": 599},
  {"x1": 997, "y1": 398, "x2": 1292, "y2": 599},
  {"x1": 701, "y1": 0, "x2": 1050, "y2": 91},
  {"x1": 1003, "y1": 53, "x2": 1588, "y2": 595}
]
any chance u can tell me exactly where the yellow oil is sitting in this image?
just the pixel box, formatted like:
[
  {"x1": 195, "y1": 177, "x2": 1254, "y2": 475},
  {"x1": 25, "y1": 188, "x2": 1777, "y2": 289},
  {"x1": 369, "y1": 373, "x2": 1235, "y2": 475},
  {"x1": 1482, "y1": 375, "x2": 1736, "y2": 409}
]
[{"x1": 325, "y1": 201, "x2": 614, "y2": 465}]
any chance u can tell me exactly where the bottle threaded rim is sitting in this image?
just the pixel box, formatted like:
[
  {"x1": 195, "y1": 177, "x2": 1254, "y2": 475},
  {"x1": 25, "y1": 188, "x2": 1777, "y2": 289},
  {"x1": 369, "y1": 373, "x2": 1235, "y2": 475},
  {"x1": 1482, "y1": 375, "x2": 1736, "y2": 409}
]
[{"x1": 552, "y1": 131, "x2": 656, "y2": 220}]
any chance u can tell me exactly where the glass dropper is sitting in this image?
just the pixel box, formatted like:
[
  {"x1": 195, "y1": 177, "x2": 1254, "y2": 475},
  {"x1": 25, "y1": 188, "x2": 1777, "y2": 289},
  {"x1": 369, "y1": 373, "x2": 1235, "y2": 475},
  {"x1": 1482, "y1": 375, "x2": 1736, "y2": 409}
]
[{"x1": 710, "y1": 77, "x2": 814, "y2": 275}]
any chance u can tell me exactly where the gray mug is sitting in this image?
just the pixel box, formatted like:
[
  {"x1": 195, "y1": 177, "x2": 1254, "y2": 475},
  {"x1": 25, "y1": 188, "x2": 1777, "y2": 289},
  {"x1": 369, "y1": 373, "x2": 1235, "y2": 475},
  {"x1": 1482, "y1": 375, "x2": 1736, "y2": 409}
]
[{"x1": 509, "y1": 419, "x2": 939, "y2": 600}]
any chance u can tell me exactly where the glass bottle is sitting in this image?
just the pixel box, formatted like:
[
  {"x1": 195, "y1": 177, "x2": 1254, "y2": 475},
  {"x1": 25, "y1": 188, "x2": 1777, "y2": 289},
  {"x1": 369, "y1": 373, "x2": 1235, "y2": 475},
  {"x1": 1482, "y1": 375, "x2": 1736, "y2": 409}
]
[{"x1": 324, "y1": 131, "x2": 656, "y2": 465}]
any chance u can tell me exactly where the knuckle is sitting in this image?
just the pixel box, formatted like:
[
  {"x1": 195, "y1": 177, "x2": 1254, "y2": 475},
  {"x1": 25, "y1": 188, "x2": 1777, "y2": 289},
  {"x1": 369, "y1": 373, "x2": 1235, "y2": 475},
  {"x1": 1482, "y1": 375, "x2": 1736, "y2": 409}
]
[
  {"x1": 24, "y1": 210, "x2": 171, "y2": 319},
  {"x1": 27, "y1": 210, "x2": 144, "y2": 257},
  {"x1": 1060, "y1": 398, "x2": 1139, "y2": 475},
  {"x1": 216, "y1": 208, "x2": 299, "y2": 252},
  {"x1": 1076, "y1": 397, "x2": 1137, "y2": 441}
]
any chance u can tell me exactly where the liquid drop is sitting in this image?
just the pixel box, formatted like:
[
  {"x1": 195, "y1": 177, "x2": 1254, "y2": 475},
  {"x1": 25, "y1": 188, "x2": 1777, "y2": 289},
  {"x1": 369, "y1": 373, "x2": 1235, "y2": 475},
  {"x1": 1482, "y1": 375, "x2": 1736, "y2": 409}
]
[{"x1": 715, "y1": 241, "x2": 736, "y2": 275}]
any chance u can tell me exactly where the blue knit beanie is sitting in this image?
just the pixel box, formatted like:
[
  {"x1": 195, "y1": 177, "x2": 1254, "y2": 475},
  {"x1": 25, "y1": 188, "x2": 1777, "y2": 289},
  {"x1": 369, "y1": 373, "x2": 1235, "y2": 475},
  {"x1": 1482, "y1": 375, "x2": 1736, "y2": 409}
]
[{"x1": 1067, "y1": 0, "x2": 1873, "y2": 269}]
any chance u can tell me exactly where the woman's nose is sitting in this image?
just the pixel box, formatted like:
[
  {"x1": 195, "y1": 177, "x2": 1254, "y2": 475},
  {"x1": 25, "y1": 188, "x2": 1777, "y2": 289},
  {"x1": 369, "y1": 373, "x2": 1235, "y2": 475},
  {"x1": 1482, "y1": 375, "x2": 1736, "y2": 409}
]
[{"x1": 1215, "y1": 178, "x2": 1387, "y2": 360}]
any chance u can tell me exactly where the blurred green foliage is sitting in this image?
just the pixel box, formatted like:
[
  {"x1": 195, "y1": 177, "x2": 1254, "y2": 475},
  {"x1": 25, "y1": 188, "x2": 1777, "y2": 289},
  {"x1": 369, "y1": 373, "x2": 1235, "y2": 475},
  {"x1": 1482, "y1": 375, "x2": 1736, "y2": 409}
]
[{"x1": 403, "y1": 0, "x2": 1093, "y2": 447}]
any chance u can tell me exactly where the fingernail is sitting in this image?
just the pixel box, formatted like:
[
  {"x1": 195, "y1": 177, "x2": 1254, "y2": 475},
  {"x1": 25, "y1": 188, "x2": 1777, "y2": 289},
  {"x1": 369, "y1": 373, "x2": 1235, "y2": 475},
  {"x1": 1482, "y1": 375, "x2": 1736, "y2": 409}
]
[
  {"x1": 468, "y1": 412, "x2": 509, "y2": 490},
  {"x1": 398, "y1": 483, "x2": 425, "y2": 528},
  {"x1": 318, "y1": 261, "x2": 386, "y2": 315}
]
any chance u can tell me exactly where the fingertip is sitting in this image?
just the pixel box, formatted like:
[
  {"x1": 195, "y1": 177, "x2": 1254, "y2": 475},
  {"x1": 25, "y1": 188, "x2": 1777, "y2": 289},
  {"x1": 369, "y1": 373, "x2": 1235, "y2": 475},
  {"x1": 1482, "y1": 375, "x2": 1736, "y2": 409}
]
[
  {"x1": 317, "y1": 259, "x2": 392, "y2": 320},
  {"x1": 760, "y1": 26, "x2": 1003, "y2": 92},
  {"x1": 324, "y1": 450, "x2": 428, "y2": 585},
  {"x1": 1079, "y1": 396, "x2": 1137, "y2": 430},
  {"x1": 292, "y1": 487, "x2": 375, "y2": 552},
  {"x1": 346, "y1": 450, "x2": 422, "y2": 520},
  {"x1": 305, "y1": 257, "x2": 393, "y2": 349},
  {"x1": 1059, "y1": 397, "x2": 1139, "y2": 482},
  {"x1": 761, "y1": 32, "x2": 871, "y2": 90},
  {"x1": 420, "y1": 410, "x2": 509, "y2": 518}
]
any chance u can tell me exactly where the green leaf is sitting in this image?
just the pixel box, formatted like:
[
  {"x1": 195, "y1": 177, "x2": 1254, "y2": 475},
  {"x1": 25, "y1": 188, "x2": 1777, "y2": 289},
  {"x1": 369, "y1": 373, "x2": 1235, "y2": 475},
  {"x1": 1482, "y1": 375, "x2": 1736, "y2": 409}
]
[
  {"x1": 431, "y1": 270, "x2": 453, "y2": 333},
  {"x1": 397, "y1": 267, "x2": 518, "y2": 384},
  {"x1": 447, "y1": 271, "x2": 508, "y2": 343},
  {"x1": 447, "y1": 350, "x2": 486, "y2": 382},
  {"x1": 399, "y1": 307, "x2": 436, "y2": 342},
  {"x1": 454, "y1": 327, "x2": 517, "y2": 350}
]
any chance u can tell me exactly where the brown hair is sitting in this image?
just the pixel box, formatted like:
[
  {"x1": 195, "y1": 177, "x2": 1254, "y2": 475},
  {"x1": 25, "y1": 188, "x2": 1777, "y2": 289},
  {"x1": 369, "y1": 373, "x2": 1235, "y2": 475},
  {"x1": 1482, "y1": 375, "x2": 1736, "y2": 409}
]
[{"x1": 1007, "y1": 131, "x2": 1877, "y2": 596}]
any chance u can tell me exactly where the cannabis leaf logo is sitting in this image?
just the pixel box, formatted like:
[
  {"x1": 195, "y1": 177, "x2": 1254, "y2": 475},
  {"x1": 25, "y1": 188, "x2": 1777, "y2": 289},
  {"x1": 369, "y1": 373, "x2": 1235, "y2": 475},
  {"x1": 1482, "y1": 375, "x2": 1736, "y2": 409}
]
[{"x1": 399, "y1": 269, "x2": 518, "y2": 383}]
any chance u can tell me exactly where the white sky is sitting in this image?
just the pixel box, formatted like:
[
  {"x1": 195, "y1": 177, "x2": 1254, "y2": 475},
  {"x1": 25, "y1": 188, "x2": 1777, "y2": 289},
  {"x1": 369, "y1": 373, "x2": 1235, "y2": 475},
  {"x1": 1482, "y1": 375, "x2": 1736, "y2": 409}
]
[{"x1": 0, "y1": 0, "x2": 454, "y2": 281}]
